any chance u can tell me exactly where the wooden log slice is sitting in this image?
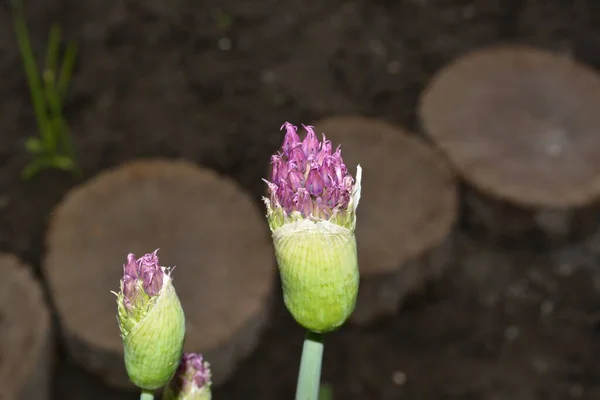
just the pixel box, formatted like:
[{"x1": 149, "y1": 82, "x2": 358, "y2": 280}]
[
  {"x1": 419, "y1": 44, "x2": 600, "y2": 246},
  {"x1": 310, "y1": 116, "x2": 458, "y2": 325},
  {"x1": 44, "y1": 159, "x2": 275, "y2": 389},
  {"x1": 0, "y1": 254, "x2": 53, "y2": 400}
]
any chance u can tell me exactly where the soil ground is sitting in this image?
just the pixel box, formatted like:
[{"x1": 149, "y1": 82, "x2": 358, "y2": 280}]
[{"x1": 1, "y1": 0, "x2": 600, "y2": 399}]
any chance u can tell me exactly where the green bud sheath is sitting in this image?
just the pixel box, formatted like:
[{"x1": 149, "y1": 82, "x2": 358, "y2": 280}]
[
  {"x1": 121, "y1": 275, "x2": 186, "y2": 390},
  {"x1": 273, "y1": 219, "x2": 359, "y2": 333}
]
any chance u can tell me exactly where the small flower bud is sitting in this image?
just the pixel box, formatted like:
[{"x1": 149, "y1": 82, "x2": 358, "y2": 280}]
[
  {"x1": 114, "y1": 250, "x2": 186, "y2": 390},
  {"x1": 306, "y1": 164, "x2": 325, "y2": 197},
  {"x1": 281, "y1": 122, "x2": 301, "y2": 156},
  {"x1": 263, "y1": 122, "x2": 363, "y2": 333},
  {"x1": 302, "y1": 125, "x2": 320, "y2": 156},
  {"x1": 163, "y1": 353, "x2": 212, "y2": 400}
]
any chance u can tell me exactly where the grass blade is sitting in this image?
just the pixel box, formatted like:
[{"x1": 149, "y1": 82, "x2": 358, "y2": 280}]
[
  {"x1": 57, "y1": 42, "x2": 77, "y2": 101},
  {"x1": 45, "y1": 24, "x2": 60, "y2": 77},
  {"x1": 42, "y1": 70, "x2": 61, "y2": 154},
  {"x1": 12, "y1": 0, "x2": 53, "y2": 151}
]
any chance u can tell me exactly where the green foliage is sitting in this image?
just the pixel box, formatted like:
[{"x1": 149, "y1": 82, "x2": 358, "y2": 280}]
[{"x1": 13, "y1": 0, "x2": 80, "y2": 180}]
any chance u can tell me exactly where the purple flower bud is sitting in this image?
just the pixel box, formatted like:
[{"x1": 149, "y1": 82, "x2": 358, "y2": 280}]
[
  {"x1": 138, "y1": 249, "x2": 160, "y2": 269},
  {"x1": 342, "y1": 175, "x2": 354, "y2": 192},
  {"x1": 165, "y1": 353, "x2": 212, "y2": 398},
  {"x1": 288, "y1": 170, "x2": 305, "y2": 192},
  {"x1": 320, "y1": 158, "x2": 335, "y2": 188},
  {"x1": 141, "y1": 266, "x2": 162, "y2": 296},
  {"x1": 124, "y1": 253, "x2": 139, "y2": 278},
  {"x1": 316, "y1": 134, "x2": 332, "y2": 163},
  {"x1": 271, "y1": 154, "x2": 286, "y2": 184},
  {"x1": 313, "y1": 196, "x2": 331, "y2": 219},
  {"x1": 289, "y1": 144, "x2": 307, "y2": 172},
  {"x1": 120, "y1": 250, "x2": 165, "y2": 309},
  {"x1": 122, "y1": 275, "x2": 140, "y2": 313},
  {"x1": 277, "y1": 181, "x2": 294, "y2": 212},
  {"x1": 263, "y1": 179, "x2": 280, "y2": 205},
  {"x1": 137, "y1": 249, "x2": 164, "y2": 296},
  {"x1": 294, "y1": 188, "x2": 312, "y2": 217},
  {"x1": 340, "y1": 190, "x2": 351, "y2": 209},
  {"x1": 281, "y1": 122, "x2": 300, "y2": 157},
  {"x1": 123, "y1": 275, "x2": 138, "y2": 300},
  {"x1": 264, "y1": 122, "x2": 359, "y2": 224},
  {"x1": 323, "y1": 187, "x2": 340, "y2": 208},
  {"x1": 302, "y1": 125, "x2": 320, "y2": 157},
  {"x1": 306, "y1": 163, "x2": 325, "y2": 197},
  {"x1": 329, "y1": 159, "x2": 341, "y2": 183}
]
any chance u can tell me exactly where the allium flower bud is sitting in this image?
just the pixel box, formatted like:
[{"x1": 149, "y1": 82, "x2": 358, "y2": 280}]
[
  {"x1": 114, "y1": 250, "x2": 186, "y2": 390},
  {"x1": 163, "y1": 353, "x2": 212, "y2": 400},
  {"x1": 263, "y1": 122, "x2": 362, "y2": 333}
]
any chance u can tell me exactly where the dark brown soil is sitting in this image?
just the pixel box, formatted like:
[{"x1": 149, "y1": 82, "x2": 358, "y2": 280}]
[{"x1": 1, "y1": 0, "x2": 600, "y2": 399}]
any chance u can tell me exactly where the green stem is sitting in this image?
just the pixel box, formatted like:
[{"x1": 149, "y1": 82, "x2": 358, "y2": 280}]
[
  {"x1": 295, "y1": 331, "x2": 324, "y2": 400},
  {"x1": 140, "y1": 389, "x2": 154, "y2": 400}
]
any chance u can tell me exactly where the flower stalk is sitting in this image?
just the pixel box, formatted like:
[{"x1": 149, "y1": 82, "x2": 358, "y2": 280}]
[
  {"x1": 263, "y1": 122, "x2": 362, "y2": 400},
  {"x1": 296, "y1": 332, "x2": 324, "y2": 400}
]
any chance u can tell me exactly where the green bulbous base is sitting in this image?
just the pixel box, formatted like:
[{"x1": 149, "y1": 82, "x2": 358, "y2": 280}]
[
  {"x1": 122, "y1": 277, "x2": 186, "y2": 390},
  {"x1": 272, "y1": 219, "x2": 359, "y2": 333}
]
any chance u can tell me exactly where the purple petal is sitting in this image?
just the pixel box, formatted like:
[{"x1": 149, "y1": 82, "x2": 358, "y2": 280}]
[
  {"x1": 287, "y1": 170, "x2": 305, "y2": 191},
  {"x1": 277, "y1": 181, "x2": 294, "y2": 212},
  {"x1": 339, "y1": 190, "x2": 351, "y2": 208},
  {"x1": 123, "y1": 296, "x2": 133, "y2": 311},
  {"x1": 320, "y1": 157, "x2": 335, "y2": 188},
  {"x1": 288, "y1": 145, "x2": 307, "y2": 172},
  {"x1": 271, "y1": 155, "x2": 287, "y2": 184},
  {"x1": 342, "y1": 175, "x2": 354, "y2": 191},
  {"x1": 301, "y1": 125, "x2": 320, "y2": 157},
  {"x1": 323, "y1": 187, "x2": 340, "y2": 208},
  {"x1": 123, "y1": 275, "x2": 138, "y2": 302},
  {"x1": 123, "y1": 253, "x2": 139, "y2": 278},
  {"x1": 313, "y1": 196, "x2": 332, "y2": 219},
  {"x1": 306, "y1": 164, "x2": 324, "y2": 196},
  {"x1": 316, "y1": 134, "x2": 332, "y2": 163},
  {"x1": 136, "y1": 250, "x2": 164, "y2": 296},
  {"x1": 172, "y1": 353, "x2": 211, "y2": 392},
  {"x1": 332, "y1": 158, "x2": 345, "y2": 184},
  {"x1": 263, "y1": 179, "x2": 279, "y2": 198},
  {"x1": 142, "y1": 266, "x2": 163, "y2": 296},
  {"x1": 137, "y1": 249, "x2": 159, "y2": 269},
  {"x1": 266, "y1": 121, "x2": 356, "y2": 220},
  {"x1": 281, "y1": 122, "x2": 300, "y2": 157},
  {"x1": 294, "y1": 188, "x2": 312, "y2": 217}
]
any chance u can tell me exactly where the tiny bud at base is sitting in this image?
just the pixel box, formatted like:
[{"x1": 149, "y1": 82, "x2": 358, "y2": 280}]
[
  {"x1": 163, "y1": 385, "x2": 212, "y2": 400},
  {"x1": 272, "y1": 219, "x2": 359, "y2": 333}
]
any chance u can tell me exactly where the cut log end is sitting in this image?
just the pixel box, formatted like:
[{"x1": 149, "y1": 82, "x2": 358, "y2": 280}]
[
  {"x1": 464, "y1": 188, "x2": 600, "y2": 247},
  {"x1": 419, "y1": 45, "x2": 600, "y2": 246},
  {"x1": 0, "y1": 254, "x2": 53, "y2": 400},
  {"x1": 351, "y1": 234, "x2": 454, "y2": 326},
  {"x1": 44, "y1": 159, "x2": 275, "y2": 389}
]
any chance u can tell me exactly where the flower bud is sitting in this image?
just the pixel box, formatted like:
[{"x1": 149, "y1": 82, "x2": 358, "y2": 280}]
[
  {"x1": 115, "y1": 250, "x2": 186, "y2": 390},
  {"x1": 163, "y1": 353, "x2": 212, "y2": 400},
  {"x1": 263, "y1": 122, "x2": 362, "y2": 333}
]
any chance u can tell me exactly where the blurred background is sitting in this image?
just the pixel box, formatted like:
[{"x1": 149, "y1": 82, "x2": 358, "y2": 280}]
[{"x1": 1, "y1": 0, "x2": 600, "y2": 399}]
